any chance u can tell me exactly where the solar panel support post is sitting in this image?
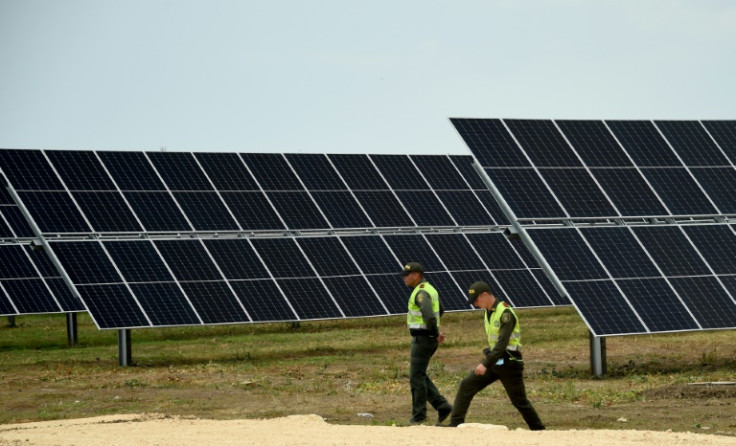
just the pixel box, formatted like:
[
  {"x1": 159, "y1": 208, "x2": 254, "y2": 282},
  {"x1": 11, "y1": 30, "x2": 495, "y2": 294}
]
[
  {"x1": 118, "y1": 329, "x2": 132, "y2": 366},
  {"x1": 66, "y1": 313, "x2": 78, "y2": 346},
  {"x1": 471, "y1": 162, "x2": 568, "y2": 297},
  {"x1": 589, "y1": 332, "x2": 607, "y2": 377}
]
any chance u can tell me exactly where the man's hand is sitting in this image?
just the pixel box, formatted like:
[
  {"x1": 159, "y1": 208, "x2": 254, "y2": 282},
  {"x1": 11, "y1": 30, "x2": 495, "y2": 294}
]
[
  {"x1": 437, "y1": 332, "x2": 446, "y2": 344},
  {"x1": 474, "y1": 363, "x2": 487, "y2": 376}
]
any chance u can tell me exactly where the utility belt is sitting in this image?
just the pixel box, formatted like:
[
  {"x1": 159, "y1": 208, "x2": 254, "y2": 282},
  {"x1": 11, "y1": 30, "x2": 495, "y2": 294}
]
[{"x1": 409, "y1": 328, "x2": 437, "y2": 338}]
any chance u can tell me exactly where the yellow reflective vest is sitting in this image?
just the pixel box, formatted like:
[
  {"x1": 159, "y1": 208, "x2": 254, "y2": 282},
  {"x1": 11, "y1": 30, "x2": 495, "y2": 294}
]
[
  {"x1": 406, "y1": 281, "x2": 440, "y2": 330},
  {"x1": 485, "y1": 301, "x2": 521, "y2": 352}
]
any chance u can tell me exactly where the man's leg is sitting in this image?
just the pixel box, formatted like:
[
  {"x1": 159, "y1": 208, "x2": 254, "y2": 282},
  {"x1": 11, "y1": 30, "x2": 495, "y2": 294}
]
[
  {"x1": 409, "y1": 336, "x2": 432, "y2": 422},
  {"x1": 448, "y1": 368, "x2": 496, "y2": 426},
  {"x1": 498, "y1": 363, "x2": 545, "y2": 430}
]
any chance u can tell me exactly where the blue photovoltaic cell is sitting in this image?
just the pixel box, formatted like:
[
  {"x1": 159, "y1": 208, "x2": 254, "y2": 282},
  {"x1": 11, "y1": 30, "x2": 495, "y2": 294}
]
[
  {"x1": 76, "y1": 284, "x2": 149, "y2": 329},
  {"x1": 266, "y1": 192, "x2": 330, "y2": 230},
  {"x1": 395, "y1": 191, "x2": 455, "y2": 226},
  {"x1": 589, "y1": 169, "x2": 669, "y2": 216},
  {"x1": 24, "y1": 245, "x2": 59, "y2": 277},
  {"x1": 296, "y1": 237, "x2": 361, "y2": 276},
  {"x1": 154, "y1": 240, "x2": 222, "y2": 281},
  {"x1": 322, "y1": 276, "x2": 387, "y2": 317},
  {"x1": 340, "y1": 236, "x2": 399, "y2": 274},
  {"x1": 353, "y1": 191, "x2": 414, "y2": 227},
  {"x1": 1, "y1": 206, "x2": 34, "y2": 237},
  {"x1": 424, "y1": 233, "x2": 483, "y2": 271},
  {"x1": 46, "y1": 278, "x2": 85, "y2": 312},
  {"x1": 580, "y1": 227, "x2": 660, "y2": 279},
  {"x1": 669, "y1": 277, "x2": 736, "y2": 329},
  {"x1": 473, "y1": 190, "x2": 509, "y2": 225},
  {"x1": 0, "y1": 245, "x2": 39, "y2": 278},
  {"x1": 251, "y1": 238, "x2": 316, "y2": 278},
  {"x1": 689, "y1": 168, "x2": 736, "y2": 214},
  {"x1": 449, "y1": 156, "x2": 487, "y2": 189},
  {"x1": 464, "y1": 233, "x2": 525, "y2": 270},
  {"x1": 528, "y1": 229, "x2": 607, "y2": 281},
  {"x1": 129, "y1": 282, "x2": 200, "y2": 326},
  {"x1": 195, "y1": 153, "x2": 259, "y2": 191},
  {"x1": 450, "y1": 270, "x2": 500, "y2": 300},
  {"x1": 606, "y1": 120, "x2": 682, "y2": 167},
  {"x1": 285, "y1": 154, "x2": 347, "y2": 190},
  {"x1": 450, "y1": 118, "x2": 532, "y2": 168},
  {"x1": 230, "y1": 280, "x2": 296, "y2": 322},
  {"x1": 365, "y1": 274, "x2": 407, "y2": 314},
  {"x1": 0, "y1": 290, "x2": 15, "y2": 314},
  {"x1": 2, "y1": 279, "x2": 59, "y2": 314},
  {"x1": 73, "y1": 192, "x2": 143, "y2": 232},
  {"x1": 178, "y1": 281, "x2": 248, "y2": 324},
  {"x1": 274, "y1": 277, "x2": 341, "y2": 319},
  {"x1": 493, "y1": 269, "x2": 552, "y2": 307},
  {"x1": 242, "y1": 153, "x2": 304, "y2": 191},
  {"x1": 539, "y1": 169, "x2": 617, "y2": 217},
  {"x1": 434, "y1": 191, "x2": 497, "y2": 226},
  {"x1": 98, "y1": 152, "x2": 166, "y2": 191},
  {"x1": 383, "y1": 234, "x2": 445, "y2": 272},
  {"x1": 556, "y1": 120, "x2": 634, "y2": 167},
  {"x1": 632, "y1": 226, "x2": 711, "y2": 277},
  {"x1": 19, "y1": 192, "x2": 91, "y2": 233},
  {"x1": 0, "y1": 150, "x2": 64, "y2": 190},
  {"x1": 220, "y1": 192, "x2": 285, "y2": 231},
  {"x1": 329, "y1": 154, "x2": 390, "y2": 190},
  {"x1": 411, "y1": 155, "x2": 473, "y2": 190},
  {"x1": 123, "y1": 192, "x2": 191, "y2": 232},
  {"x1": 641, "y1": 168, "x2": 718, "y2": 215},
  {"x1": 562, "y1": 280, "x2": 647, "y2": 335},
  {"x1": 615, "y1": 279, "x2": 698, "y2": 332},
  {"x1": 50, "y1": 241, "x2": 121, "y2": 285},
  {"x1": 147, "y1": 152, "x2": 213, "y2": 191},
  {"x1": 1, "y1": 181, "x2": 13, "y2": 204},
  {"x1": 371, "y1": 155, "x2": 431, "y2": 190},
  {"x1": 702, "y1": 121, "x2": 736, "y2": 163},
  {"x1": 486, "y1": 169, "x2": 566, "y2": 219},
  {"x1": 172, "y1": 192, "x2": 239, "y2": 231},
  {"x1": 682, "y1": 225, "x2": 736, "y2": 275},
  {"x1": 655, "y1": 121, "x2": 730, "y2": 166},
  {"x1": 46, "y1": 151, "x2": 117, "y2": 190},
  {"x1": 310, "y1": 191, "x2": 373, "y2": 229},
  {"x1": 424, "y1": 271, "x2": 467, "y2": 311},
  {"x1": 203, "y1": 239, "x2": 269, "y2": 280},
  {"x1": 532, "y1": 269, "x2": 568, "y2": 305},
  {"x1": 104, "y1": 241, "x2": 174, "y2": 282},
  {"x1": 504, "y1": 119, "x2": 583, "y2": 167}
]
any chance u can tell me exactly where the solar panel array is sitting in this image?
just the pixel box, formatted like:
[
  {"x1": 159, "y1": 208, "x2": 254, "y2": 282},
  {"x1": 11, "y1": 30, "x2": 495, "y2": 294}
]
[
  {"x1": 452, "y1": 118, "x2": 736, "y2": 336},
  {"x1": 0, "y1": 149, "x2": 562, "y2": 329}
]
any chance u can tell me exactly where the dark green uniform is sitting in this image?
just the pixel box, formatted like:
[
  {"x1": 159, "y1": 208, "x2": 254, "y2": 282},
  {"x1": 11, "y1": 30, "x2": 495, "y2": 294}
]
[
  {"x1": 407, "y1": 280, "x2": 452, "y2": 423},
  {"x1": 449, "y1": 300, "x2": 544, "y2": 430}
]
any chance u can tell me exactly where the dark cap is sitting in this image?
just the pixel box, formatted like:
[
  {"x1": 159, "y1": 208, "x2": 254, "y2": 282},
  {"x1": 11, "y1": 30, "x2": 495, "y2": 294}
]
[
  {"x1": 400, "y1": 262, "x2": 424, "y2": 276},
  {"x1": 467, "y1": 281, "x2": 492, "y2": 304}
]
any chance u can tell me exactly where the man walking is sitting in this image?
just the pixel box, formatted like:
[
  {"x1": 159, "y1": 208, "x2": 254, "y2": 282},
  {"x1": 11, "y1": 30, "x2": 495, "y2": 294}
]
[
  {"x1": 442, "y1": 281, "x2": 544, "y2": 430},
  {"x1": 401, "y1": 262, "x2": 452, "y2": 425}
]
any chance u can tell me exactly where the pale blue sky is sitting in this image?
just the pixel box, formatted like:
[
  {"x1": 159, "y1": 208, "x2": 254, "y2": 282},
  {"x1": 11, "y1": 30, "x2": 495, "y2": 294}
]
[{"x1": 1, "y1": 0, "x2": 734, "y2": 155}]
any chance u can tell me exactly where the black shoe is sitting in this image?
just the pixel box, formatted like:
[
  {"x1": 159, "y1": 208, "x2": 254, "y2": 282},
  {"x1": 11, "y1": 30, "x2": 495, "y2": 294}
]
[{"x1": 435, "y1": 406, "x2": 452, "y2": 426}]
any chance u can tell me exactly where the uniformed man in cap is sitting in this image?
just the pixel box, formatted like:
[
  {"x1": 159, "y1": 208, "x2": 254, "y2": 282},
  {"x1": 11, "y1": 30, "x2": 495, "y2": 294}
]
[
  {"x1": 401, "y1": 262, "x2": 452, "y2": 425},
  {"x1": 441, "y1": 281, "x2": 544, "y2": 430}
]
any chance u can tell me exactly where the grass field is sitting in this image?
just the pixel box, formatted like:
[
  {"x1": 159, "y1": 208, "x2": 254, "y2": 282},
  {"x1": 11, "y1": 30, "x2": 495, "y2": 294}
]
[{"x1": 1, "y1": 307, "x2": 734, "y2": 437}]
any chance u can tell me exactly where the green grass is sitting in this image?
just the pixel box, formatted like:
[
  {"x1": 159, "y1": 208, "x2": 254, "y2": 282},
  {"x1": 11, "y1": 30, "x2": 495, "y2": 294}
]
[{"x1": 1, "y1": 308, "x2": 735, "y2": 436}]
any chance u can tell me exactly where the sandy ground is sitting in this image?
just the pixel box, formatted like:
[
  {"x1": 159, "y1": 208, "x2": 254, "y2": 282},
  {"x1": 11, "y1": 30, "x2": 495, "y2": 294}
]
[{"x1": 0, "y1": 414, "x2": 734, "y2": 446}]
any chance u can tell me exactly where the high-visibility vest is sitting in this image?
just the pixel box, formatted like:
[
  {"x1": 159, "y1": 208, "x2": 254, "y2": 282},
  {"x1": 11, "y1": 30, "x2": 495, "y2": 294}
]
[
  {"x1": 485, "y1": 301, "x2": 521, "y2": 352},
  {"x1": 407, "y1": 281, "x2": 441, "y2": 330}
]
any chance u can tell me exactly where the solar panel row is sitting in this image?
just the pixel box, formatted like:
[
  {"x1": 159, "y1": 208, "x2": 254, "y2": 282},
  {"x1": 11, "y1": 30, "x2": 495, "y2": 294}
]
[
  {"x1": 48, "y1": 232, "x2": 561, "y2": 328},
  {"x1": 0, "y1": 150, "x2": 508, "y2": 234},
  {"x1": 452, "y1": 119, "x2": 736, "y2": 219}
]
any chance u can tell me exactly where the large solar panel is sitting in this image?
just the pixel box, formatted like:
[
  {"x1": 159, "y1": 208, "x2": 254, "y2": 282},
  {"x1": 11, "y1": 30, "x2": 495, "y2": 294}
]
[
  {"x1": 0, "y1": 148, "x2": 558, "y2": 327},
  {"x1": 452, "y1": 118, "x2": 736, "y2": 336}
]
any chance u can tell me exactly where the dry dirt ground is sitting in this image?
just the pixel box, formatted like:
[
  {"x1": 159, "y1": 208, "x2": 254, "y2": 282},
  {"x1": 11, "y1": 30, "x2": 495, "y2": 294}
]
[{"x1": 1, "y1": 414, "x2": 735, "y2": 446}]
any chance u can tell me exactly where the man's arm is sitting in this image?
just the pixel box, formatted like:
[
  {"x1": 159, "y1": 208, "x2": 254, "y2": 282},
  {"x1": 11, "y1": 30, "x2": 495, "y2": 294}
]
[{"x1": 417, "y1": 291, "x2": 439, "y2": 336}]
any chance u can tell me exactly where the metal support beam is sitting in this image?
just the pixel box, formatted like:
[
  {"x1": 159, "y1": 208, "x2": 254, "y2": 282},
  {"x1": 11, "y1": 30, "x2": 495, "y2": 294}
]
[
  {"x1": 118, "y1": 329, "x2": 132, "y2": 366},
  {"x1": 66, "y1": 313, "x2": 78, "y2": 346},
  {"x1": 589, "y1": 332, "x2": 607, "y2": 377},
  {"x1": 7, "y1": 316, "x2": 16, "y2": 327}
]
